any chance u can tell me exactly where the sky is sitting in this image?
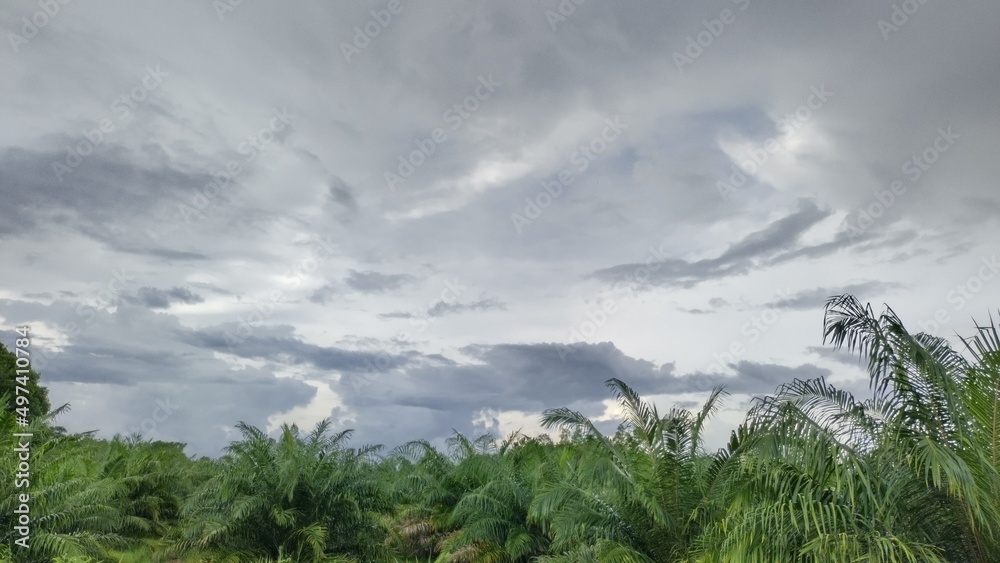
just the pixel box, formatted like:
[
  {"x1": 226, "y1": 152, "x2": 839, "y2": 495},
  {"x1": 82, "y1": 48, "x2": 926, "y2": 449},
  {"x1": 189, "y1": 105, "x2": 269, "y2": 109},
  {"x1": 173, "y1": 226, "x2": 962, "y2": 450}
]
[{"x1": 1, "y1": 0, "x2": 998, "y2": 457}]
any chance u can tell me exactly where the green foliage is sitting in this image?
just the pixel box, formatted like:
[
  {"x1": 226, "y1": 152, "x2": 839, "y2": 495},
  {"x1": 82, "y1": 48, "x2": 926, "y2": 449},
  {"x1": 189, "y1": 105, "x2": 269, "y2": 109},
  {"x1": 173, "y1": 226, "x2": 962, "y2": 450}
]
[
  {"x1": 170, "y1": 419, "x2": 392, "y2": 562},
  {"x1": 0, "y1": 340, "x2": 50, "y2": 419},
  {"x1": 0, "y1": 405, "x2": 197, "y2": 562},
  {"x1": 533, "y1": 381, "x2": 731, "y2": 562},
  {"x1": 691, "y1": 296, "x2": 1000, "y2": 562},
  {"x1": 3, "y1": 297, "x2": 1000, "y2": 562}
]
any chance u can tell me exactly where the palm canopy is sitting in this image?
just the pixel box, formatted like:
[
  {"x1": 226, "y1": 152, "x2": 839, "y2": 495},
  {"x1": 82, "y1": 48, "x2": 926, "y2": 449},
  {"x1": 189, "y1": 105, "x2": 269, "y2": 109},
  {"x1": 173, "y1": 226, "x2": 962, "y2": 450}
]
[
  {"x1": 698, "y1": 295, "x2": 1000, "y2": 562},
  {"x1": 824, "y1": 296, "x2": 1000, "y2": 532},
  {"x1": 536, "y1": 378, "x2": 729, "y2": 562},
  {"x1": 171, "y1": 419, "x2": 392, "y2": 562}
]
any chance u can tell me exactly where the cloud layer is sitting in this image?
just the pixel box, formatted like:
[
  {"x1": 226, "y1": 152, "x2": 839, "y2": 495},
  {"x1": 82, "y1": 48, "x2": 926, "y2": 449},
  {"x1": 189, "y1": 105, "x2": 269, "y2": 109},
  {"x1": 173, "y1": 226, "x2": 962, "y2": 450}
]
[{"x1": 1, "y1": 0, "x2": 997, "y2": 455}]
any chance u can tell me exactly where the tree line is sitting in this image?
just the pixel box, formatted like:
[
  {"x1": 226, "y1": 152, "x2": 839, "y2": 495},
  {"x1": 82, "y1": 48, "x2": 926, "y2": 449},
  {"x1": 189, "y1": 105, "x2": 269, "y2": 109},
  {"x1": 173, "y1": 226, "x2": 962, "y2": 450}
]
[{"x1": 1, "y1": 294, "x2": 998, "y2": 562}]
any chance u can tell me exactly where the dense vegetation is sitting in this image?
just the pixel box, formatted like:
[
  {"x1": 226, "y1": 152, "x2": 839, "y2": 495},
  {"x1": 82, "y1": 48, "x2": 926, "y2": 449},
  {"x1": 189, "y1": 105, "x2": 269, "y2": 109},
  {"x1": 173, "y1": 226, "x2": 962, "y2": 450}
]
[{"x1": 2, "y1": 295, "x2": 998, "y2": 562}]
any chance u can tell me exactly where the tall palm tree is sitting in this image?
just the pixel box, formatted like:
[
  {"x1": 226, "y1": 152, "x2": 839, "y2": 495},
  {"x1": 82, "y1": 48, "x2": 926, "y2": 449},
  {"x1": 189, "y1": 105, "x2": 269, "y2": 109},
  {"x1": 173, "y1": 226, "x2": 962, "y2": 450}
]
[
  {"x1": 534, "y1": 379, "x2": 729, "y2": 561},
  {"x1": 172, "y1": 419, "x2": 392, "y2": 562},
  {"x1": 959, "y1": 314, "x2": 1000, "y2": 506},
  {"x1": 426, "y1": 432, "x2": 551, "y2": 562},
  {"x1": 0, "y1": 406, "x2": 117, "y2": 561},
  {"x1": 384, "y1": 438, "x2": 465, "y2": 559},
  {"x1": 696, "y1": 295, "x2": 1000, "y2": 561},
  {"x1": 824, "y1": 295, "x2": 1000, "y2": 559}
]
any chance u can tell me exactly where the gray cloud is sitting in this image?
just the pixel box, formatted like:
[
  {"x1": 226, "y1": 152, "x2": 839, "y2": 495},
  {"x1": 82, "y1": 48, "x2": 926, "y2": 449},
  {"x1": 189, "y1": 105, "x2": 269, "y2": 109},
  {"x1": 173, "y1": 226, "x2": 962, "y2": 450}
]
[
  {"x1": 0, "y1": 299, "x2": 314, "y2": 456},
  {"x1": 379, "y1": 297, "x2": 507, "y2": 320},
  {"x1": 178, "y1": 324, "x2": 418, "y2": 375},
  {"x1": 678, "y1": 307, "x2": 713, "y2": 315},
  {"x1": 1, "y1": 0, "x2": 997, "y2": 456},
  {"x1": 807, "y1": 345, "x2": 865, "y2": 369},
  {"x1": 591, "y1": 200, "x2": 837, "y2": 288},
  {"x1": 345, "y1": 270, "x2": 416, "y2": 293},
  {"x1": 377, "y1": 311, "x2": 416, "y2": 320},
  {"x1": 764, "y1": 281, "x2": 906, "y2": 311},
  {"x1": 127, "y1": 286, "x2": 205, "y2": 309},
  {"x1": 327, "y1": 175, "x2": 358, "y2": 212},
  {"x1": 0, "y1": 145, "x2": 208, "y2": 240},
  {"x1": 428, "y1": 297, "x2": 507, "y2": 317},
  {"x1": 308, "y1": 283, "x2": 339, "y2": 305}
]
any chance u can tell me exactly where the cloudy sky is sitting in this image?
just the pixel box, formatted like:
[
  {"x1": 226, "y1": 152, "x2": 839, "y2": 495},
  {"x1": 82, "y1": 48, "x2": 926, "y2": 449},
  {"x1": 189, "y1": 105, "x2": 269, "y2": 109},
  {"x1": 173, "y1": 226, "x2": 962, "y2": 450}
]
[{"x1": 2, "y1": 1, "x2": 998, "y2": 456}]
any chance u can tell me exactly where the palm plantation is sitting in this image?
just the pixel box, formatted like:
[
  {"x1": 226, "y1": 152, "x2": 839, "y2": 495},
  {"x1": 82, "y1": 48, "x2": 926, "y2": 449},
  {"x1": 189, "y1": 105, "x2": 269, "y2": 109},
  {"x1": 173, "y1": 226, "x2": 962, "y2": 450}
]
[{"x1": 2, "y1": 294, "x2": 998, "y2": 561}]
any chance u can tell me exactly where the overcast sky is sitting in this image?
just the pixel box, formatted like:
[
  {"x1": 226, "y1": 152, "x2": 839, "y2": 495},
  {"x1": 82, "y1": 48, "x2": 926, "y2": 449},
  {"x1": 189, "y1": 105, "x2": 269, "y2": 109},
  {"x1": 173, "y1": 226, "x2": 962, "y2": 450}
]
[{"x1": 2, "y1": 1, "x2": 998, "y2": 457}]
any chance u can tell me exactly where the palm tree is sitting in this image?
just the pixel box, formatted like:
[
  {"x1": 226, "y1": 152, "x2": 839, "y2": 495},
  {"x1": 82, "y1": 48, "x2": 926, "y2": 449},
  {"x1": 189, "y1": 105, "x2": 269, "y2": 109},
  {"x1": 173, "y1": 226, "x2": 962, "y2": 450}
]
[
  {"x1": 959, "y1": 314, "x2": 1000, "y2": 511},
  {"x1": 172, "y1": 419, "x2": 392, "y2": 562},
  {"x1": 695, "y1": 295, "x2": 1000, "y2": 561},
  {"x1": 824, "y1": 295, "x2": 1000, "y2": 559},
  {"x1": 383, "y1": 439, "x2": 462, "y2": 559},
  {"x1": 534, "y1": 379, "x2": 729, "y2": 561},
  {"x1": 0, "y1": 404, "x2": 159, "y2": 561},
  {"x1": 421, "y1": 432, "x2": 550, "y2": 562}
]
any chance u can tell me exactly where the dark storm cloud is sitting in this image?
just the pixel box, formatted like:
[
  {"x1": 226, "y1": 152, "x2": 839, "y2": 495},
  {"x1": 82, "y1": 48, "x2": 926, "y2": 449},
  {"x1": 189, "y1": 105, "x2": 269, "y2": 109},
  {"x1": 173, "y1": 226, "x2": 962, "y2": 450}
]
[
  {"x1": 338, "y1": 342, "x2": 837, "y2": 448},
  {"x1": 768, "y1": 230, "x2": 871, "y2": 266},
  {"x1": 724, "y1": 361, "x2": 832, "y2": 395},
  {"x1": 591, "y1": 200, "x2": 835, "y2": 288},
  {"x1": 764, "y1": 281, "x2": 906, "y2": 311},
  {"x1": 336, "y1": 341, "x2": 683, "y2": 446},
  {"x1": 806, "y1": 345, "x2": 865, "y2": 368},
  {"x1": 0, "y1": 145, "x2": 210, "y2": 238},
  {"x1": 461, "y1": 342, "x2": 677, "y2": 399},
  {"x1": 127, "y1": 286, "x2": 205, "y2": 309},
  {"x1": 604, "y1": 360, "x2": 835, "y2": 398},
  {"x1": 379, "y1": 297, "x2": 507, "y2": 320},
  {"x1": 0, "y1": 299, "x2": 315, "y2": 456},
  {"x1": 115, "y1": 246, "x2": 211, "y2": 261},
  {"x1": 327, "y1": 175, "x2": 358, "y2": 212},
  {"x1": 182, "y1": 323, "x2": 419, "y2": 374},
  {"x1": 427, "y1": 297, "x2": 506, "y2": 317},
  {"x1": 378, "y1": 311, "x2": 415, "y2": 320},
  {"x1": 679, "y1": 308, "x2": 713, "y2": 315},
  {"x1": 308, "y1": 283, "x2": 338, "y2": 304},
  {"x1": 345, "y1": 270, "x2": 415, "y2": 293},
  {"x1": 722, "y1": 201, "x2": 831, "y2": 262}
]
